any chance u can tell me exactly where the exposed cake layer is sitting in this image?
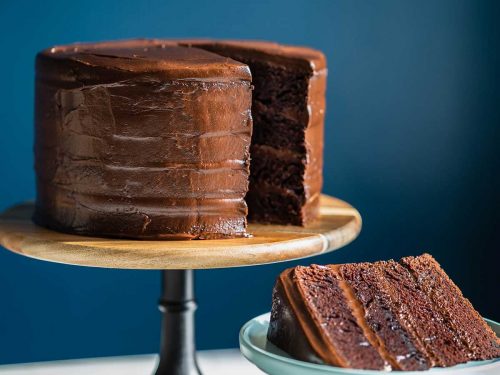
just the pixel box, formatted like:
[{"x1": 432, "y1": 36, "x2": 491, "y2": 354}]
[
  {"x1": 34, "y1": 41, "x2": 252, "y2": 239},
  {"x1": 375, "y1": 260, "x2": 471, "y2": 366},
  {"x1": 294, "y1": 265, "x2": 388, "y2": 369},
  {"x1": 339, "y1": 262, "x2": 431, "y2": 370},
  {"x1": 244, "y1": 145, "x2": 320, "y2": 225},
  {"x1": 268, "y1": 254, "x2": 500, "y2": 370},
  {"x1": 181, "y1": 40, "x2": 326, "y2": 226},
  {"x1": 401, "y1": 254, "x2": 500, "y2": 360}
]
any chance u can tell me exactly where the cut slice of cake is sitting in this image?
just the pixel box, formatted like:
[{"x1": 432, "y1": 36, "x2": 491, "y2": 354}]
[{"x1": 268, "y1": 254, "x2": 500, "y2": 370}]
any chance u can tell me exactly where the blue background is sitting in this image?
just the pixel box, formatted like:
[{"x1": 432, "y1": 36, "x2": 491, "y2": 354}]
[{"x1": 0, "y1": 0, "x2": 499, "y2": 365}]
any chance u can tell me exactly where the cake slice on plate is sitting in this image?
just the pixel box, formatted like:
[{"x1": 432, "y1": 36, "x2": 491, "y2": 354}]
[{"x1": 268, "y1": 254, "x2": 500, "y2": 370}]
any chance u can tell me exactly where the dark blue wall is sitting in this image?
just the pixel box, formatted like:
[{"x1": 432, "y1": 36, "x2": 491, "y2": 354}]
[{"x1": 0, "y1": 0, "x2": 498, "y2": 365}]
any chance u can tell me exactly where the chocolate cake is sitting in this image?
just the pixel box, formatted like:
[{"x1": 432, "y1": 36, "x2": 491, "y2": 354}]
[
  {"x1": 34, "y1": 39, "x2": 326, "y2": 239},
  {"x1": 268, "y1": 254, "x2": 500, "y2": 370}
]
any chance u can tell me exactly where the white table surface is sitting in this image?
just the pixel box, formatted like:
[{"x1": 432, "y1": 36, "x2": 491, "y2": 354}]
[{"x1": 0, "y1": 349, "x2": 264, "y2": 375}]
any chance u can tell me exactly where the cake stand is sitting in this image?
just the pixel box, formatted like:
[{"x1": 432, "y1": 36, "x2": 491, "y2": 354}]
[{"x1": 0, "y1": 194, "x2": 361, "y2": 375}]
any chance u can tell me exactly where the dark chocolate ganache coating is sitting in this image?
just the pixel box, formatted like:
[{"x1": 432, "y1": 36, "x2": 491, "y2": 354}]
[{"x1": 34, "y1": 40, "x2": 252, "y2": 239}]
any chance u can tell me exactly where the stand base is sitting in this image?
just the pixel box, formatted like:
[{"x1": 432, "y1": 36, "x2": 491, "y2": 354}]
[{"x1": 155, "y1": 270, "x2": 202, "y2": 375}]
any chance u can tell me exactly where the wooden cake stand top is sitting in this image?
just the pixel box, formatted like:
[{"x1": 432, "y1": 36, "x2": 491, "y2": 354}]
[{"x1": 0, "y1": 195, "x2": 361, "y2": 269}]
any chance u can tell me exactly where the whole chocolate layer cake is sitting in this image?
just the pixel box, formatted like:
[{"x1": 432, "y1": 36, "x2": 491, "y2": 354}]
[
  {"x1": 268, "y1": 254, "x2": 500, "y2": 370},
  {"x1": 34, "y1": 39, "x2": 326, "y2": 239}
]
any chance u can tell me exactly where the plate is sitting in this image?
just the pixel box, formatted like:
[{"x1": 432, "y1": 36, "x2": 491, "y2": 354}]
[{"x1": 240, "y1": 313, "x2": 500, "y2": 375}]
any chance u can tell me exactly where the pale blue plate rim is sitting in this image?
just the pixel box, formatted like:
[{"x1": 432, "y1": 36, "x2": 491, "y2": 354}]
[{"x1": 240, "y1": 312, "x2": 500, "y2": 374}]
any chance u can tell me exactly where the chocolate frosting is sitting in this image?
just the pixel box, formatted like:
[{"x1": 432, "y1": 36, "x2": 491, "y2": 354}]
[
  {"x1": 180, "y1": 39, "x2": 326, "y2": 71},
  {"x1": 34, "y1": 40, "x2": 252, "y2": 239},
  {"x1": 39, "y1": 39, "x2": 251, "y2": 81},
  {"x1": 267, "y1": 270, "x2": 325, "y2": 364},
  {"x1": 268, "y1": 268, "x2": 332, "y2": 365}
]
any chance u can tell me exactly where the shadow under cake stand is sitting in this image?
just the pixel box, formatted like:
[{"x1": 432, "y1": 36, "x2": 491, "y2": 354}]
[{"x1": 0, "y1": 194, "x2": 361, "y2": 375}]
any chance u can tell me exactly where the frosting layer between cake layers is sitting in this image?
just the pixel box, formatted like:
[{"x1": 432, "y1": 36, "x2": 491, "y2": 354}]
[{"x1": 34, "y1": 40, "x2": 252, "y2": 239}]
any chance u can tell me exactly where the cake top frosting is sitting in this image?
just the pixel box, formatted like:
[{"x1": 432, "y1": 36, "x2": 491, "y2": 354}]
[
  {"x1": 37, "y1": 39, "x2": 251, "y2": 81},
  {"x1": 180, "y1": 39, "x2": 327, "y2": 72}
]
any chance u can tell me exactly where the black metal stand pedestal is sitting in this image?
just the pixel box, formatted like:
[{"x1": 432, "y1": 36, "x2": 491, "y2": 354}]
[{"x1": 155, "y1": 270, "x2": 202, "y2": 375}]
